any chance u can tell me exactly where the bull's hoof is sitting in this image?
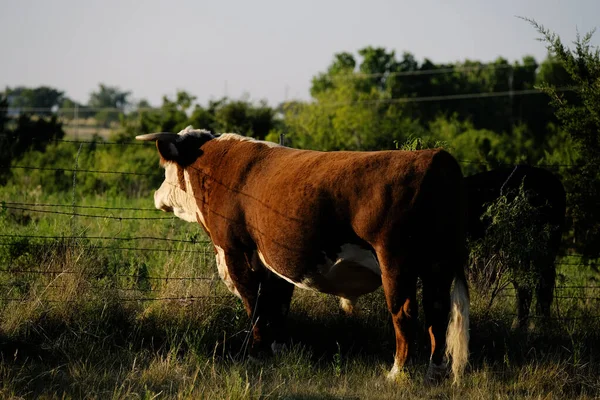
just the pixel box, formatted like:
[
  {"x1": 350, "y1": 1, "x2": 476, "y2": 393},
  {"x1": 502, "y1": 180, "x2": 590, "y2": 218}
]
[
  {"x1": 247, "y1": 354, "x2": 265, "y2": 365},
  {"x1": 271, "y1": 341, "x2": 287, "y2": 355},
  {"x1": 386, "y1": 364, "x2": 410, "y2": 383},
  {"x1": 248, "y1": 341, "x2": 287, "y2": 364},
  {"x1": 424, "y1": 362, "x2": 449, "y2": 385},
  {"x1": 247, "y1": 346, "x2": 272, "y2": 364}
]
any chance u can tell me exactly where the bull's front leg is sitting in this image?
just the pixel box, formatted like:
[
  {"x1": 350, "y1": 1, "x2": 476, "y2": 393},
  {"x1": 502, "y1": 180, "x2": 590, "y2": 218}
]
[{"x1": 218, "y1": 248, "x2": 294, "y2": 358}]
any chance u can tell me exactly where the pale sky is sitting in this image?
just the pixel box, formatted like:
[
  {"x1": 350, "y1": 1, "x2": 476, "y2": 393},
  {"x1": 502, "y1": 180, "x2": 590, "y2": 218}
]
[{"x1": 1, "y1": 0, "x2": 598, "y2": 107}]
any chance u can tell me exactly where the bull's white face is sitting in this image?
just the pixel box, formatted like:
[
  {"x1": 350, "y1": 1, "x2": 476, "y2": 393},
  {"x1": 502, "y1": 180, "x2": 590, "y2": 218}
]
[{"x1": 154, "y1": 162, "x2": 207, "y2": 227}]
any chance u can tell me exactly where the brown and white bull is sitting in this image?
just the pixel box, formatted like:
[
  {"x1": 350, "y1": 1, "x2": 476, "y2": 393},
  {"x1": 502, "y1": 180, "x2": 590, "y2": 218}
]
[{"x1": 137, "y1": 126, "x2": 470, "y2": 383}]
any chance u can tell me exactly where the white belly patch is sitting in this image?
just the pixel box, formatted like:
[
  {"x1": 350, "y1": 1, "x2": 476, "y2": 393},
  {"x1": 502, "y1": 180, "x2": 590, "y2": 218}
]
[
  {"x1": 333, "y1": 244, "x2": 381, "y2": 276},
  {"x1": 256, "y1": 251, "x2": 315, "y2": 291},
  {"x1": 258, "y1": 244, "x2": 381, "y2": 298}
]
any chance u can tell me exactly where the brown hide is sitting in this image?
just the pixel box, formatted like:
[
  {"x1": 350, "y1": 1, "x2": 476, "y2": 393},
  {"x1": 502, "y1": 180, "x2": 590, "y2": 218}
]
[{"x1": 185, "y1": 138, "x2": 464, "y2": 288}]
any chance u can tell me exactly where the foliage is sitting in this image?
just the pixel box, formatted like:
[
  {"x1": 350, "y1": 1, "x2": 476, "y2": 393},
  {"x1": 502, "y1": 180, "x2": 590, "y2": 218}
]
[
  {"x1": 413, "y1": 116, "x2": 573, "y2": 175},
  {"x1": 4, "y1": 86, "x2": 64, "y2": 115},
  {"x1": 132, "y1": 91, "x2": 199, "y2": 135},
  {"x1": 538, "y1": 123, "x2": 580, "y2": 167},
  {"x1": 0, "y1": 95, "x2": 7, "y2": 134},
  {"x1": 286, "y1": 77, "x2": 424, "y2": 150},
  {"x1": 307, "y1": 47, "x2": 570, "y2": 149},
  {"x1": 88, "y1": 83, "x2": 132, "y2": 127},
  {"x1": 7, "y1": 114, "x2": 65, "y2": 155},
  {"x1": 469, "y1": 183, "x2": 554, "y2": 305},
  {"x1": 88, "y1": 84, "x2": 131, "y2": 110},
  {"x1": 528, "y1": 20, "x2": 600, "y2": 258},
  {"x1": 0, "y1": 95, "x2": 7, "y2": 183},
  {"x1": 213, "y1": 98, "x2": 276, "y2": 140},
  {"x1": 59, "y1": 97, "x2": 94, "y2": 119},
  {"x1": 116, "y1": 91, "x2": 280, "y2": 142},
  {"x1": 0, "y1": 105, "x2": 65, "y2": 184},
  {"x1": 395, "y1": 135, "x2": 447, "y2": 151},
  {"x1": 9, "y1": 139, "x2": 163, "y2": 198}
]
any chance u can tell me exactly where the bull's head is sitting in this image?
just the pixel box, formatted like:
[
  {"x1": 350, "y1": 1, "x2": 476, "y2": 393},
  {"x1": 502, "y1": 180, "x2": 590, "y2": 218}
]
[{"x1": 136, "y1": 126, "x2": 213, "y2": 224}]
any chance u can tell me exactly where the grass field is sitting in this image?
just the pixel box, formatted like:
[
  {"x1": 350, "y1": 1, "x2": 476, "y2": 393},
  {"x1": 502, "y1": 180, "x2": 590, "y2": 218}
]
[{"x1": 1, "y1": 188, "x2": 600, "y2": 399}]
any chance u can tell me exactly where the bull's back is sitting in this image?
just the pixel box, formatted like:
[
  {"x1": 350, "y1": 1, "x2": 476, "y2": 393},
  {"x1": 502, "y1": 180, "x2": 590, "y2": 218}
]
[
  {"x1": 240, "y1": 146, "x2": 464, "y2": 251},
  {"x1": 245, "y1": 146, "x2": 449, "y2": 214}
]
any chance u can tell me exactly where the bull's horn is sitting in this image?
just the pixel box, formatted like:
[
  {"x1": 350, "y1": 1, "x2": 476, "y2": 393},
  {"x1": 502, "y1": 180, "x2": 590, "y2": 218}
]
[{"x1": 135, "y1": 132, "x2": 180, "y2": 142}]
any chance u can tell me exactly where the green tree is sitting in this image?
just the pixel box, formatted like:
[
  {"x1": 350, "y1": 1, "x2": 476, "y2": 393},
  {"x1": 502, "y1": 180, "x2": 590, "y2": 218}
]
[
  {"x1": 0, "y1": 96, "x2": 64, "y2": 184},
  {"x1": 213, "y1": 98, "x2": 276, "y2": 139},
  {"x1": 307, "y1": 47, "x2": 564, "y2": 147},
  {"x1": 59, "y1": 97, "x2": 94, "y2": 119},
  {"x1": 287, "y1": 76, "x2": 422, "y2": 150},
  {"x1": 4, "y1": 86, "x2": 64, "y2": 116},
  {"x1": 310, "y1": 52, "x2": 357, "y2": 96},
  {"x1": 120, "y1": 91, "x2": 192, "y2": 139},
  {"x1": 117, "y1": 92, "x2": 278, "y2": 143},
  {"x1": 188, "y1": 100, "x2": 219, "y2": 131},
  {"x1": 357, "y1": 47, "x2": 401, "y2": 92},
  {"x1": 0, "y1": 94, "x2": 7, "y2": 133},
  {"x1": 88, "y1": 84, "x2": 131, "y2": 127},
  {"x1": 0, "y1": 95, "x2": 9, "y2": 183},
  {"x1": 527, "y1": 20, "x2": 600, "y2": 257}
]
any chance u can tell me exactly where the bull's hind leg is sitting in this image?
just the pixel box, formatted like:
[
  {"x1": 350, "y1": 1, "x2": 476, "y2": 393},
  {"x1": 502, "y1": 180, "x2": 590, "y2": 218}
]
[
  {"x1": 536, "y1": 259, "x2": 556, "y2": 325},
  {"x1": 421, "y1": 266, "x2": 453, "y2": 383},
  {"x1": 258, "y1": 270, "x2": 295, "y2": 353},
  {"x1": 220, "y1": 249, "x2": 294, "y2": 358},
  {"x1": 377, "y1": 252, "x2": 419, "y2": 380},
  {"x1": 513, "y1": 281, "x2": 533, "y2": 329}
]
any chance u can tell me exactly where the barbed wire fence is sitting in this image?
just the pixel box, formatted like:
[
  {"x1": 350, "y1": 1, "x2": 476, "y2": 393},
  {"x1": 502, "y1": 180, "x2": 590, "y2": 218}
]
[{"x1": 0, "y1": 121, "x2": 598, "y2": 322}]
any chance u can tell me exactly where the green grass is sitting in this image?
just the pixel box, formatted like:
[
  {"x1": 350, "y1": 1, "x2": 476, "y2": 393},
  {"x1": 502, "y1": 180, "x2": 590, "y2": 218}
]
[{"x1": 1, "y1": 186, "x2": 600, "y2": 398}]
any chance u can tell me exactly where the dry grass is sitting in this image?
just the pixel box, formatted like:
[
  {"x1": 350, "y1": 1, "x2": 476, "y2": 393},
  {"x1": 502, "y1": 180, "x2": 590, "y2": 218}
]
[
  {"x1": 1, "y1": 268, "x2": 600, "y2": 399},
  {"x1": 61, "y1": 118, "x2": 114, "y2": 140}
]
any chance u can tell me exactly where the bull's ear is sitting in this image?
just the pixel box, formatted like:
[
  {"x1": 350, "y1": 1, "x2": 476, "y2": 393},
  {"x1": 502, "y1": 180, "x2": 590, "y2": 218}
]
[
  {"x1": 156, "y1": 140, "x2": 181, "y2": 162},
  {"x1": 136, "y1": 131, "x2": 214, "y2": 166}
]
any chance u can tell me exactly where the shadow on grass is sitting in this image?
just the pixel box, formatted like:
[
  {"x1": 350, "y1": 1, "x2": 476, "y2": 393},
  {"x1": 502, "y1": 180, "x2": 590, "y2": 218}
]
[{"x1": 1, "y1": 292, "x2": 600, "y2": 397}]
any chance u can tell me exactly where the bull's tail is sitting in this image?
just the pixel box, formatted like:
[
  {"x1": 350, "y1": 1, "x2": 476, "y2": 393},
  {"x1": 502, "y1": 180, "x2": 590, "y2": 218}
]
[{"x1": 445, "y1": 271, "x2": 470, "y2": 384}]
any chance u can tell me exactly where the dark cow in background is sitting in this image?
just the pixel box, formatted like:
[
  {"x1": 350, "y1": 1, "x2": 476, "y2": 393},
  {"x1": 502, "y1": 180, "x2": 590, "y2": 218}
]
[
  {"x1": 465, "y1": 165, "x2": 566, "y2": 328},
  {"x1": 137, "y1": 126, "x2": 470, "y2": 383}
]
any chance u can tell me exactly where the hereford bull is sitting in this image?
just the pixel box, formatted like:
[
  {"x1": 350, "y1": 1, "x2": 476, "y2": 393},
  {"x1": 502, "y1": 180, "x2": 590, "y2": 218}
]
[{"x1": 137, "y1": 126, "x2": 470, "y2": 383}]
